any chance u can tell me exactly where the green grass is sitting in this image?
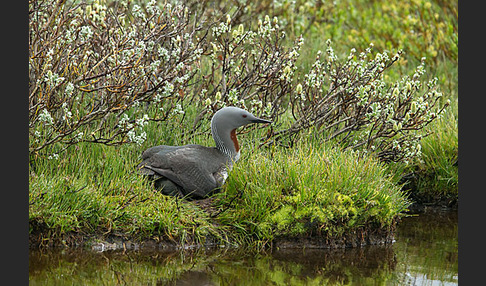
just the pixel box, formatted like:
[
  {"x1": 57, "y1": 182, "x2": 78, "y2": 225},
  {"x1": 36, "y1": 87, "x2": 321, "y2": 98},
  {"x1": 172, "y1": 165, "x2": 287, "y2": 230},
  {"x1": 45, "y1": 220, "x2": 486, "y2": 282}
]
[
  {"x1": 215, "y1": 140, "x2": 409, "y2": 246},
  {"x1": 409, "y1": 98, "x2": 458, "y2": 204}
]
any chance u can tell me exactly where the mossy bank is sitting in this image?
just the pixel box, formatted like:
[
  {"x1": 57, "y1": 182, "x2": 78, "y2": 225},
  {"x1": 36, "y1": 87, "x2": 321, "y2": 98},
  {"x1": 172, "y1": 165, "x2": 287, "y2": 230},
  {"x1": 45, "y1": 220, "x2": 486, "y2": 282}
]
[{"x1": 29, "y1": 138, "x2": 409, "y2": 250}]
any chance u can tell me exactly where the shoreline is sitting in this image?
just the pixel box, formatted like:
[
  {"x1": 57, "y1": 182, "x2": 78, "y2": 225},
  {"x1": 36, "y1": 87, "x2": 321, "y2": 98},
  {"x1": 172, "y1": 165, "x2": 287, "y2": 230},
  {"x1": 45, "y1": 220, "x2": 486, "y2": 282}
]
[
  {"x1": 29, "y1": 202, "x2": 456, "y2": 252},
  {"x1": 29, "y1": 225, "x2": 397, "y2": 252}
]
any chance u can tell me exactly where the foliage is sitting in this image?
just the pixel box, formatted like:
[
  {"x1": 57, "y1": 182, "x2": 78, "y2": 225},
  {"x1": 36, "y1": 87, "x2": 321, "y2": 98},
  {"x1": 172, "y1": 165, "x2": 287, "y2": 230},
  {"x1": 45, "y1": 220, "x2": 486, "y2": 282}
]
[
  {"x1": 29, "y1": 0, "x2": 450, "y2": 167},
  {"x1": 271, "y1": 43, "x2": 448, "y2": 163},
  {"x1": 334, "y1": 0, "x2": 458, "y2": 63},
  {"x1": 199, "y1": 14, "x2": 299, "y2": 120}
]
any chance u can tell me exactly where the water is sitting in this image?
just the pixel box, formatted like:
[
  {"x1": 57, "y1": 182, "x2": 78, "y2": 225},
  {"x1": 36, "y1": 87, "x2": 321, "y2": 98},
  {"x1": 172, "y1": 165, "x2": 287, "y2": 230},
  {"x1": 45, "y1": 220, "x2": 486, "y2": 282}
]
[{"x1": 29, "y1": 209, "x2": 458, "y2": 285}]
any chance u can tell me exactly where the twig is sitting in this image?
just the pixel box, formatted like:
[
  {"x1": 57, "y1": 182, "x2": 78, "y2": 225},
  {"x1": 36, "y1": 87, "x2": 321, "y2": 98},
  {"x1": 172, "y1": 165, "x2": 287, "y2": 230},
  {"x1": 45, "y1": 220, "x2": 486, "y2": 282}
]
[{"x1": 210, "y1": 183, "x2": 246, "y2": 218}]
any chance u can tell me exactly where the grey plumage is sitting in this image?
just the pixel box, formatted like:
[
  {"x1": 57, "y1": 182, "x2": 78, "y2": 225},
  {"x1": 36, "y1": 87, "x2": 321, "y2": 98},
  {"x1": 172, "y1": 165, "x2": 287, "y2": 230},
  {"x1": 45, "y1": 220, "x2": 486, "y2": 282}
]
[
  {"x1": 137, "y1": 106, "x2": 271, "y2": 200},
  {"x1": 138, "y1": 144, "x2": 230, "y2": 198}
]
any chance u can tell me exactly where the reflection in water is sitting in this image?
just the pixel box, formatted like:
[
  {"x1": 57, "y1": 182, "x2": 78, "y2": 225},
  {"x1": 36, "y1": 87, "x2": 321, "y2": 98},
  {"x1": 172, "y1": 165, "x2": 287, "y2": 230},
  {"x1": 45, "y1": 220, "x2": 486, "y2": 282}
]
[
  {"x1": 392, "y1": 210, "x2": 458, "y2": 285},
  {"x1": 29, "y1": 210, "x2": 457, "y2": 285}
]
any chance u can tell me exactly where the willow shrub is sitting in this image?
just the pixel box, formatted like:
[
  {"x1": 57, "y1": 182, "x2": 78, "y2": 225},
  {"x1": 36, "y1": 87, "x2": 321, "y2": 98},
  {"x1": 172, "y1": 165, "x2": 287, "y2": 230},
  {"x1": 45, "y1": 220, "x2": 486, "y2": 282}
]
[
  {"x1": 30, "y1": 0, "x2": 448, "y2": 167},
  {"x1": 29, "y1": 0, "x2": 207, "y2": 157}
]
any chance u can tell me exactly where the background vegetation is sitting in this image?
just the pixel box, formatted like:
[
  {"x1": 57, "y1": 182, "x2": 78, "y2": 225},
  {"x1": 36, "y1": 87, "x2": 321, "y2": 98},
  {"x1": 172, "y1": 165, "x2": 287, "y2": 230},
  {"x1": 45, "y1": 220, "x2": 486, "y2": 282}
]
[{"x1": 29, "y1": 0, "x2": 458, "y2": 247}]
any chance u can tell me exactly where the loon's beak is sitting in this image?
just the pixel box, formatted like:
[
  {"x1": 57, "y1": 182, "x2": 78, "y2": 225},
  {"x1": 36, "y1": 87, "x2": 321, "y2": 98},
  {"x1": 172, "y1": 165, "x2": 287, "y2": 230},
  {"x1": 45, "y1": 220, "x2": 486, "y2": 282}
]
[{"x1": 251, "y1": 117, "x2": 272, "y2": 124}]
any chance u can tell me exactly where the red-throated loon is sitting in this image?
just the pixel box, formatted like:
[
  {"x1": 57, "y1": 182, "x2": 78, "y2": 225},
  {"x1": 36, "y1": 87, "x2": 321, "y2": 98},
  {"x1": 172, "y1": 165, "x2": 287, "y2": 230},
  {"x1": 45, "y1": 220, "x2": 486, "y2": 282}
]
[{"x1": 137, "y1": 106, "x2": 271, "y2": 199}]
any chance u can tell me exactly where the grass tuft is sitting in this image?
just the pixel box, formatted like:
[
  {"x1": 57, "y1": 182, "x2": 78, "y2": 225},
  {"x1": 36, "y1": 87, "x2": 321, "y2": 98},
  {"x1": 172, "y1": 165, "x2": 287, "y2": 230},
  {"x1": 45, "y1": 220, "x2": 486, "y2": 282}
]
[{"x1": 213, "y1": 141, "x2": 410, "y2": 246}]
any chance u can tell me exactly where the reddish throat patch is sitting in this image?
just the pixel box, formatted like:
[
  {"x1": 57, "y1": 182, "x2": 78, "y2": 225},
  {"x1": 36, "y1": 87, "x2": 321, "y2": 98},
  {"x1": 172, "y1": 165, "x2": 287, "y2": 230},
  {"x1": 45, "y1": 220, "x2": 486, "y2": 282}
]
[{"x1": 230, "y1": 129, "x2": 239, "y2": 152}]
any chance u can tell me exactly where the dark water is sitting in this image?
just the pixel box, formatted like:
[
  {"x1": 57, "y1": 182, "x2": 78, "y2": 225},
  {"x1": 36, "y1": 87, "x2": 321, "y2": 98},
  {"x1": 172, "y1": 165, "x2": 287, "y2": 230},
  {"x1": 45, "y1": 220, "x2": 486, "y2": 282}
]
[{"x1": 29, "y1": 210, "x2": 458, "y2": 285}]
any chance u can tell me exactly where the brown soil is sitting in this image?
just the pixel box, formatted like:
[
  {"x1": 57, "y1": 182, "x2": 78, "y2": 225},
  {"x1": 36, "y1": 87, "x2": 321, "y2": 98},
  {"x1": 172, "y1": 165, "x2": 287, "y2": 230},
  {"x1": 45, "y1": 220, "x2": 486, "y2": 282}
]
[{"x1": 29, "y1": 222, "x2": 397, "y2": 251}]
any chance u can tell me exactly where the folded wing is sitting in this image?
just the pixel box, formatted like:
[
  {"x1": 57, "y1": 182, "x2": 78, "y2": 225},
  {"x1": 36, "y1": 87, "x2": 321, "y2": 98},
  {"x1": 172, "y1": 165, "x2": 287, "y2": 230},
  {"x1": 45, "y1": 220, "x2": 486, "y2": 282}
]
[{"x1": 138, "y1": 144, "x2": 230, "y2": 198}]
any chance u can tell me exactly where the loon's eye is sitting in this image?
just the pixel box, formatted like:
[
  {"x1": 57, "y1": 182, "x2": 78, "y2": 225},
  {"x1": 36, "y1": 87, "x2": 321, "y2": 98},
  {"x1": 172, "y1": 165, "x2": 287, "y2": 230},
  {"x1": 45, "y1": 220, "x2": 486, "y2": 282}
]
[{"x1": 242, "y1": 114, "x2": 247, "y2": 118}]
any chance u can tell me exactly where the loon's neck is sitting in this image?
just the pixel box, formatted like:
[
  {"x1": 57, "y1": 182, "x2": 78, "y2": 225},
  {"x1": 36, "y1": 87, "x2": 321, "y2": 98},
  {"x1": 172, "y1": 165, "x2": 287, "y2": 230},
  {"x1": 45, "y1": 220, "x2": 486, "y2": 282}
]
[{"x1": 211, "y1": 122, "x2": 240, "y2": 162}]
